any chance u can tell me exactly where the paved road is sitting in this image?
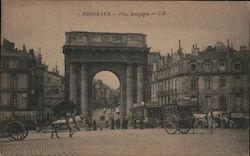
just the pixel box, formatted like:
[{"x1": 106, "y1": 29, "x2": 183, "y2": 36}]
[{"x1": 0, "y1": 128, "x2": 249, "y2": 156}]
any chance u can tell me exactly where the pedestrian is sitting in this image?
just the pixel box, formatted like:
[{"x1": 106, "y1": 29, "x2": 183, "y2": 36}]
[
  {"x1": 132, "y1": 119, "x2": 137, "y2": 129},
  {"x1": 105, "y1": 120, "x2": 109, "y2": 128},
  {"x1": 111, "y1": 118, "x2": 115, "y2": 129},
  {"x1": 116, "y1": 118, "x2": 120, "y2": 129},
  {"x1": 217, "y1": 114, "x2": 221, "y2": 128},
  {"x1": 89, "y1": 121, "x2": 92, "y2": 131},
  {"x1": 140, "y1": 118, "x2": 144, "y2": 129},
  {"x1": 124, "y1": 119, "x2": 128, "y2": 129},
  {"x1": 122, "y1": 118, "x2": 125, "y2": 129},
  {"x1": 93, "y1": 120, "x2": 97, "y2": 131}
]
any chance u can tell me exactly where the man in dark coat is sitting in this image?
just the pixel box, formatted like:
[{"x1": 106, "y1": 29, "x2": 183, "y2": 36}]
[
  {"x1": 111, "y1": 118, "x2": 115, "y2": 129},
  {"x1": 116, "y1": 118, "x2": 120, "y2": 129},
  {"x1": 140, "y1": 118, "x2": 144, "y2": 129},
  {"x1": 93, "y1": 120, "x2": 97, "y2": 130}
]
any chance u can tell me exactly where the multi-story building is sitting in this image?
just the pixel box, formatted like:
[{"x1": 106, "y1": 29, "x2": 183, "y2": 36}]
[
  {"x1": 1, "y1": 39, "x2": 41, "y2": 111},
  {"x1": 148, "y1": 52, "x2": 161, "y2": 98},
  {"x1": 43, "y1": 67, "x2": 64, "y2": 119},
  {"x1": 92, "y1": 79, "x2": 120, "y2": 109},
  {"x1": 0, "y1": 39, "x2": 64, "y2": 121},
  {"x1": 151, "y1": 41, "x2": 249, "y2": 121},
  {"x1": 91, "y1": 79, "x2": 120, "y2": 122}
]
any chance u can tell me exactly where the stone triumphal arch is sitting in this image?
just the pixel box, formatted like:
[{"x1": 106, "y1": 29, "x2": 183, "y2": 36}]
[{"x1": 63, "y1": 31, "x2": 149, "y2": 120}]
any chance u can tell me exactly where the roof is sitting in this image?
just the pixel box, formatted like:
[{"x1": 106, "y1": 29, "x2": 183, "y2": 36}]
[
  {"x1": 214, "y1": 41, "x2": 226, "y2": 48},
  {"x1": 66, "y1": 31, "x2": 146, "y2": 36}
]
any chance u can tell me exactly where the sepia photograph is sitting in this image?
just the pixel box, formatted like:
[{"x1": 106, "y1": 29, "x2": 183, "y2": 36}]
[{"x1": 0, "y1": 1, "x2": 249, "y2": 156}]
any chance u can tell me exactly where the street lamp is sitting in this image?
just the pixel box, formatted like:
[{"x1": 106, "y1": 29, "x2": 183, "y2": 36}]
[{"x1": 195, "y1": 73, "x2": 200, "y2": 112}]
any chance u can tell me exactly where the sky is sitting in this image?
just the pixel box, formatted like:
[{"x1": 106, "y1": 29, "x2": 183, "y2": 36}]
[{"x1": 2, "y1": 1, "x2": 249, "y2": 89}]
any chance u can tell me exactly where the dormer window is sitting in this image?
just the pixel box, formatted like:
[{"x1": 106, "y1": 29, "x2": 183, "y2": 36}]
[
  {"x1": 234, "y1": 63, "x2": 241, "y2": 71},
  {"x1": 219, "y1": 62, "x2": 225, "y2": 71},
  {"x1": 204, "y1": 63, "x2": 211, "y2": 72},
  {"x1": 191, "y1": 64, "x2": 197, "y2": 72}
]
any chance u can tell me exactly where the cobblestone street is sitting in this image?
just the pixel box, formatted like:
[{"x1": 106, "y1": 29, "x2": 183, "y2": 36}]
[{"x1": 0, "y1": 128, "x2": 249, "y2": 156}]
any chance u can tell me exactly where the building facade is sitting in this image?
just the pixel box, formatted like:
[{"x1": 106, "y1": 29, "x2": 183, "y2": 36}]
[
  {"x1": 92, "y1": 79, "x2": 120, "y2": 109},
  {"x1": 43, "y1": 68, "x2": 64, "y2": 119},
  {"x1": 0, "y1": 39, "x2": 64, "y2": 121},
  {"x1": 0, "y1": 39, "x2": 44, "y2": 112},
  {"x1": 151, "y1": 41, "x2": 249, "y2": 118}
]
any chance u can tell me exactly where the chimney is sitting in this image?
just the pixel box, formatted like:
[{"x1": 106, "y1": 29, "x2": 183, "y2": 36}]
[
  {"x1": 192, "y1": 43, "x2": 199, "y2": 56},
  {"x1": 29, "y1": 49, "x2": 34, "y2": 56},
  {"x1": 22, "y1": 44, "x2": 27, "y2": 53},
  {"x1": 207, "y1": 46, "x2": 213, "y2": 50}
]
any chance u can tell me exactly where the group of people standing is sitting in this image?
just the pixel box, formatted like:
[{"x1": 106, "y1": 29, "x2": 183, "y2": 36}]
[
  {"x1": 110, "y1": 118, "x2": 128, "y2": 129},
  {"x1": 85, "y1": 119, "x2": 97, "y2": 131},
  {"x1": 84, "y1": 118, "x2": 130, "y2": 131}
]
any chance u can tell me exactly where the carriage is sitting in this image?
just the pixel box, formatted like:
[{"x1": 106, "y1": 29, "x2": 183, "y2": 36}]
[
  {"x1": 0, "y1": 110, "x2": 83, "y2": 140},
  {"x1": 162, "y1": 102, "x2": 196, "y2": 134}
]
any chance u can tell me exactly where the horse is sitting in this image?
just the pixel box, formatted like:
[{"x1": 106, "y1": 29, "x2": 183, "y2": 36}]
[
  {"x1": 193, "y1": 113, "x2": 208, "y2": 128},
  {"x1": 193, "y1": 111, "x2": 223, "y2": 133},
  {"x1": 50, "y1": 115, "x2": 84, "y2": 139}
]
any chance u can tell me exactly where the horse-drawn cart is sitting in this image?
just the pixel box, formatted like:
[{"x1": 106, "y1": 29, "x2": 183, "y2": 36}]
[
  {"x1": 162, "y1": 103, "x2": 196, "y2": 134},
  {"x1": 0, "y1": 111, "x2": 45, "y2": 141}
]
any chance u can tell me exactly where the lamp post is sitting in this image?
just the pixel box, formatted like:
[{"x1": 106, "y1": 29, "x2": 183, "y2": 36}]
[{"x1": 196, "y1": 74, "x2": 200, "y2": 112}]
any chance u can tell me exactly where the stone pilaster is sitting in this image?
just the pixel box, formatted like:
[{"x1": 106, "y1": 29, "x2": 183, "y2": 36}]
[
  {"x1": 126, "y1": 65, "x2": 133, "y2": 118},
  {"x1": 80, "y1": 64, "x2": 88, "y2": 118},
  {"x1": 69, "y1": 64, "x2": 77, "y2": 105},
  {"x1": 137, "y1": 65, "x2": 144, "y2": 103}
]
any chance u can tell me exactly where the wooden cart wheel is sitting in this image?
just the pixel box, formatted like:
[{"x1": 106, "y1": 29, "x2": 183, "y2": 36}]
[
  {"x1": 164, "y1": 115, "x2": 178, "y2": 134},
  {"x1": 178, "y1": 119, "x2": 192, "y2": 134},
  {"x1": 178, "y1": 124, "x2": 191, "y2": 134},
  {"x1": 5, "y1": 121, "x2": 28, "y2": 141}
]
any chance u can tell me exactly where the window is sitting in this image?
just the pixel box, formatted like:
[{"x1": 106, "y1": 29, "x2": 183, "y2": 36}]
[
  {"x1": 205, "y1": 79, "x2": 211, "y2": 89},
  {"x1": 191, "y1": 79, "x2": 197, "y2": 90},
  {"x1": 55, "y1": 89, "x2": 59, "y2": 94},
  {"x1": 191, "y1": 64, "x2": 197, "y2": 71},
  {"x1": 234, "y1": 94, "x2": 242, "y2": 112},
  {"x1": 13, "y1": 96, "x2": 17, "y2": 109},
  {"x1": 205, "y1": 96, "x2": 212, "y2": 109},
  {"x1": 219, "y1": 79, "x2": 226, "y2": 88},
  {"x1": 191, "y1": 95, "x2": 197, "y2": 102},
  {"x1": 10, "y1": 75, "x2": 17, "y2": 89},
  {"x1": 100, "y1": 115, "x2": 105, "y2": 121},
  {"x1": 233, "y1": 77, "x2": 241, "y2": 91},
  {"x1": 204, "y1": 63, "x2": 211, "y2": 72},
  {"x1": 9, "y1": 59, "x2": 19, "y2": 69},
  {"x1": 167, "y1": 96, "x2": 170, "y2": 104},
  {"x1": 219, "y1": 96, "x2": 226, "y2": 111},
  {"x1": 219, "y1": 62, "x2": 225, "y2": 71},
  {"x1": 234, "y1": 63, "x2": 241, "y2": 71}
]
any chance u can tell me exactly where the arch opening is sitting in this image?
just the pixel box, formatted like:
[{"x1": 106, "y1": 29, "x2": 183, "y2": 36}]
[{"x1": 91, "y1": 71, "x2": 121, "y2": 123}]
